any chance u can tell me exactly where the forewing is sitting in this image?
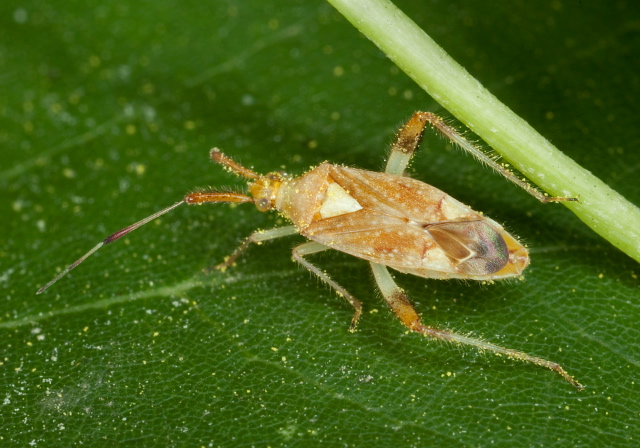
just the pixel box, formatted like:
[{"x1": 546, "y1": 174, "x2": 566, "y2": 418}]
[
  {"x1": 302, "y1": 208, "x2": 452, "y2": 271},
  {"x1": 327, "y1": 166, "x2": 478, "y2": 223},
  {"x1": 426, "y1": 221, "x2": 509, "y2": 275},
  {"x1": 300, "y1": 166, "x2": 511, "y2": 277}
]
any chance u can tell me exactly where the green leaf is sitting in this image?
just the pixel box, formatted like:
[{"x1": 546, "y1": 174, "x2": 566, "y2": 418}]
[{"x1": 2, "y1": 1, "x2": 638, "y2": 446}]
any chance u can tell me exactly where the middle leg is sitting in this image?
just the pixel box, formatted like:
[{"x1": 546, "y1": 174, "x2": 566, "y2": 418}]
[{"x1": 292, "y1": 241, "x2": 363, "y2": 331}]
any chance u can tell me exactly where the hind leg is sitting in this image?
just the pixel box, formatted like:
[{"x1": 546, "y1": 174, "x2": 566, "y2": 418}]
[{"x1": 369, "y1": 262, "x2": 583, "y2": 390}]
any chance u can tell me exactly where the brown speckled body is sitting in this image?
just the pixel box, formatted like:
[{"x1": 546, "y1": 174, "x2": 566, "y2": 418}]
[{"x1": 277, "y1": 163, "x2": 529, "y2": 281}]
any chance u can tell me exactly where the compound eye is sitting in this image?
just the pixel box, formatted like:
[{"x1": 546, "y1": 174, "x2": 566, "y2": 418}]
[{"x1": 255, "y1": 197, "x2": 272, "y2": 212}]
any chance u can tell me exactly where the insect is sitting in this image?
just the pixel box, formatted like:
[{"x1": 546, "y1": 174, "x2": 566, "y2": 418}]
[{"x1": 37, "y1": 111, "x2": 583, "y2": 390}]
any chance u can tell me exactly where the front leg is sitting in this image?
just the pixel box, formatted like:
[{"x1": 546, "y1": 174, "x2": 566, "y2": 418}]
[
  {"x1": 369, "y1": 262, "x2": 584, "y2": 390},
  {"x1": 217, "y1": 225, "x2": 298, "y2": 271}
]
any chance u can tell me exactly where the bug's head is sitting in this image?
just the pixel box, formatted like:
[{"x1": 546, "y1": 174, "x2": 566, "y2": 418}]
[
  {"x1": 209, "y1": 148, "x2": 291, "y2": 213},
  {"x1": 249, "y1": 171, "x2": 289, "y2": 212}
]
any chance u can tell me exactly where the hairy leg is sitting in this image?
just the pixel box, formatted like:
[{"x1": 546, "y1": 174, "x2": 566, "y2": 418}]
[
  {"x1": 217, "y1": 225, "x2": 298, "y2": 271},
  {"x1": 386, "y1": 111, "x2": 576, "y2": 202},
  {"x1": 292, "y1": 241, "x2": 363, "y2": 331},
  {"x1": 369, "y1": 262, "x2": 583, "y2": 390}
]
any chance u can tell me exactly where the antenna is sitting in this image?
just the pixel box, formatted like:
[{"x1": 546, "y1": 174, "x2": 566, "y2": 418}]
[
  {"x1": 37, "y1": 148, "x2": 262, "y2": 295},
  {"x1": 36, "y1": 201, "x2": 185, "y2": 294}
]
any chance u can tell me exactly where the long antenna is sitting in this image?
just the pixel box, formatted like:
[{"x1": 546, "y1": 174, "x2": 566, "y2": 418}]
[{"x1": 36, "y1": 201, "x2": 185, "y2": 294}]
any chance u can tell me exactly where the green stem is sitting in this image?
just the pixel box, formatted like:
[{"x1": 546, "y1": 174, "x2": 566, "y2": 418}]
[{"x1": 326, "y1": 0, "x2": 640, "y2": 263}]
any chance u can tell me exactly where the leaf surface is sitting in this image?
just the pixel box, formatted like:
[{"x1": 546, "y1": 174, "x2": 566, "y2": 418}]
[{"x1": 1, "y1": 1, "x2": 638, "y2": 446}]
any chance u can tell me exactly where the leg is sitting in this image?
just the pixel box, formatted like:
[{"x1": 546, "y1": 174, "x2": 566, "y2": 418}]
[
  {"x1": 369, "y1": 262, "x2": 584, "y2": 390},
  {"x1": 217, "y1": 225, "x2": 298, "y2": 271},
  {"x1": 385, "y1": 112, "x2": 428, "y2": 175},
  {"x1": 292, "y1": 242, "x2": 363, "y2": 332},
  {"x1": 387, "y1": 112, "x2": 576, "y2": 202}
]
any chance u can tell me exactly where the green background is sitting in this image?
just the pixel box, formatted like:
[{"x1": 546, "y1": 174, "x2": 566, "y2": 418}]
[{"x1": 1, "y1": 0, "x2": 638, "y2": 446}]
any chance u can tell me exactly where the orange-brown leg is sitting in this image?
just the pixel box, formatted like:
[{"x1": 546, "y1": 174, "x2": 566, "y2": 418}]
[
  {"x1": 386, "y1": 112, "x2": 576, "y2": 202},
  {"x1": 369, "y1": 262, "x2": 584, "y2": 390},
  {"x1": 385, "y1": 112, "x2": 429, "y2": 176}
]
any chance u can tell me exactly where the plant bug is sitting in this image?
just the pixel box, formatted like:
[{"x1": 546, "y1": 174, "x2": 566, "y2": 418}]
[{"x1": 37, "y1": 112, "x2": 583, "y2": 390}]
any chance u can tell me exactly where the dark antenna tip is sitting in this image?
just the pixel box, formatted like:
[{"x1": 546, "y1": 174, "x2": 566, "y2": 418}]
[{"x1": 36, "y1": 201, "x2": 185, "y2": 294}]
